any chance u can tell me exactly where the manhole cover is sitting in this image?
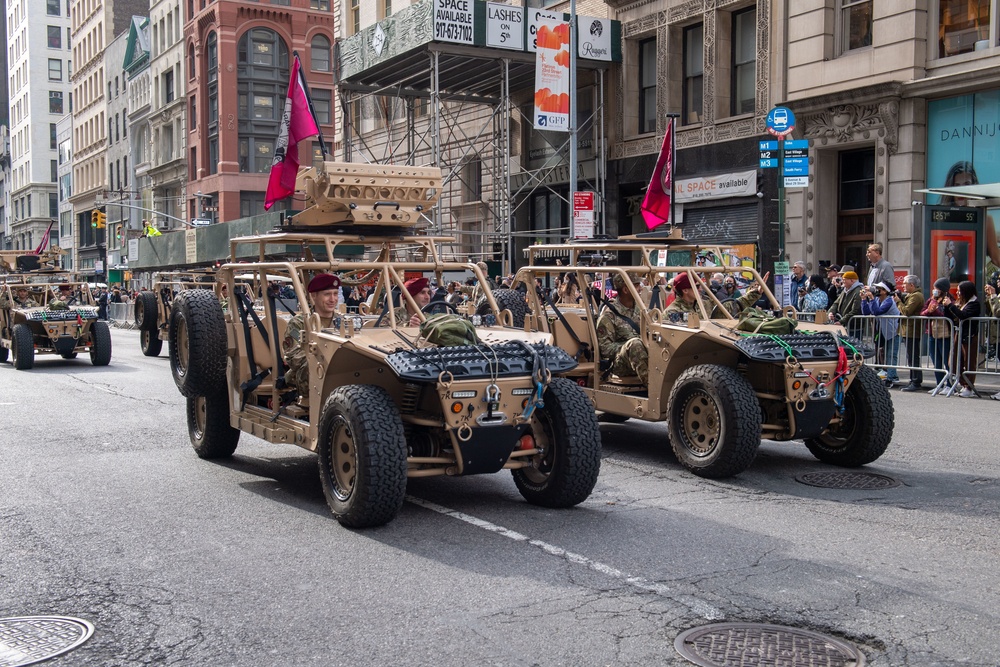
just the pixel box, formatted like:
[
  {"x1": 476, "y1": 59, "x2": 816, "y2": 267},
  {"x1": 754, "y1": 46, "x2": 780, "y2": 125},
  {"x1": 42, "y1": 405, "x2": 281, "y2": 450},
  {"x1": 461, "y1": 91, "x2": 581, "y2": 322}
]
[
  {"x1": 796, "y1": 471, "x2": 900, "y2": 490},
  {"x1": 0, "y1": 616, "x2": 95, "y2": 667},
  {"x1": 675, "y1": 622, "x2": 865, "y2": 667}
]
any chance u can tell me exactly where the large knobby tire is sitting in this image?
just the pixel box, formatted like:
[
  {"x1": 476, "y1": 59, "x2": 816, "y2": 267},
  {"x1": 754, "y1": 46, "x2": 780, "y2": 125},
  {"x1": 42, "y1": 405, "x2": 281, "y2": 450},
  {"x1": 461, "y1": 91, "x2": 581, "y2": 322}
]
[
  {"x1": 512, "y1": 378, "x2": 602, "y2": 508},
  {"x1": 169, "y1": 290, "x2": 227, "y2": 398},
  {"x1": 805, "y1": 365, "x2": 894, "y2": 466},
  {"x1": 667, "y1": 365, "x2": 762, "y2": 478},
  {"x1": 187, "y1": 393, "x2": 239, "y2": 459},
  {"x1": 12, "y1": 323, "x2": 34, "y2": 370},
  {"x1": 140, "y1": 329, "x2": 163, "y2": 357},
  {"x1": 89, "y1": 320, "x2": 112, "y2": 366},
  {"x1": 135, "y1": 291, "x2": 159, "y2": 332},
  {"x1": 317, "y1": 385, "x2": 408, "y2": 528},
  {"x1": 478, "y1": 288, "x2": 529, "y2": 328}
]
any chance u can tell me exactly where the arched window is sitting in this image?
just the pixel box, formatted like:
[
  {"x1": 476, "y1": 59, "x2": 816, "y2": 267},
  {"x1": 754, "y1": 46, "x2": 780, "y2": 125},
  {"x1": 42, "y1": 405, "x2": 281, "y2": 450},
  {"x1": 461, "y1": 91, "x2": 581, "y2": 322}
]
[
  {"x1": 237, "y1": 28, "x2": 289, "y2": 174},
  {"x1": 311, "y1": 34, "x2": 331, "y2": 72},
  {"x1": 188, "y1": 44, "x2": 195, "y2": 79}
]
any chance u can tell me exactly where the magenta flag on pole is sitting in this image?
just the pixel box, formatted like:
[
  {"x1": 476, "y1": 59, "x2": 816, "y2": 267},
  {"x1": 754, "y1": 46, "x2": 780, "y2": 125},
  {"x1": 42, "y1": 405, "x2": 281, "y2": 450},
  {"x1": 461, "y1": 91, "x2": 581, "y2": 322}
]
[
  {"x1": 265, "y1": 55, "x2": 320, "y2": 210},
  {"x1": 640, "y1": 122, "x2": 673, "y2": 230}
]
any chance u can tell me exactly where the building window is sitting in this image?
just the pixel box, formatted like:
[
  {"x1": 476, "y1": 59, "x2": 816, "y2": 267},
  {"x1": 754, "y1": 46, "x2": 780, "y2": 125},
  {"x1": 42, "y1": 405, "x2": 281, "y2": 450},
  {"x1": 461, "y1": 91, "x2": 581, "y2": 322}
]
[
  {"x1": 50, "y1": 123, "x2": 58, "y2": 149},
  {"x1": 312, "y1": 142, "x2": 325, "y2": 169},
  {"x1": 842, "y1": 0, "x2": 873, "y2": 52},
  {"x1": 47, "y1": 0, "x2": 60, "y2": 15},
  {"x1": 240, "y1": 191, "x2": 267, "y2": 218},
  {"x1": 837, "y1": 148, "x2": 875, "y2": 269},
  {"x1": 683, "y1": 24, "x2": 704, "y2": 125},
  {"x1": 311, "y1": 34, "x2": 331, "y2": 71},
  {"x1": 939, "y1": 0, "x2": 988, "y2": 57},
  {"x1": 350, "y1": 0, "x2": 360, "y2": 34},
  {"x1": 209, "y1": 138, "x2": 218, "y2": 174},
  {"x1": 50, "y1": 91, "x2": 64, "y2": 114},
  {"x1": 312, "y1": 89, "x2": 331, "y2": 124},
  {"x1": 50, "y1": 193, "x2": 58, "y2": 216},
  {"x1": 238, "y1": 28, "x2": 289, "y2": 173},
  {"x1": 189, "y1": 45, "x2": 196, "y2": 79},
  {"x1": 239, "y1": 137, "x2": 275, "y2": 173},
  {"x1": 190, "y1": 96, "x2": 197, "y2": 129},
  {"x1": 310, "y1": 0, "x2": 330, "y2": 9},
  {"x1": 48, "y1": 25, "x2": 62, "y2": 48},
  {"x1": 732, "y1": 8, "x2": 756, "y2": 115},
  {"x1": 207, "y1": 31, "x2": 219, "y2": 175},
  {"x1": 190, "y1": 148, "x2": 198, "y2": 181},
  {"x1": 51, "y1": 160, "x2": 58, "y2": 182},
  {"x1": 462, "y1": 157, "x2": 482, "y2": 202},
  {"x1": 164, "y1": 70, "x2": 174, "y2": 103},
  {"x1": 379, "y1": 0, "x2": 392, "y2": 19},
  {"x1": 639, "y1": 38, "x2": 656, "y2": 134}
]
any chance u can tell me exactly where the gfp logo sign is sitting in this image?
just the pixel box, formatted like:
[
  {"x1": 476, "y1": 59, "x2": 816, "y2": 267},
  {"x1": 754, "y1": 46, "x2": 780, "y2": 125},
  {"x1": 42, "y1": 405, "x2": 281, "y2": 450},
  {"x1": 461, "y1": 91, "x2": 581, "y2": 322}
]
[{"x1": 766, "y1": 106, "x2": 796, "y2": 138}]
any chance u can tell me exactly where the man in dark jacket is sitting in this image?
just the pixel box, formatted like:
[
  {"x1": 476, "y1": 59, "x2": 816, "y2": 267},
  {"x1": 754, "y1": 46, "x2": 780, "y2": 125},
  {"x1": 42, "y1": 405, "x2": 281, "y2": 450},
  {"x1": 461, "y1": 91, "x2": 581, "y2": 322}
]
[{"x1": 829, "y1": 270, "x2": 863, "y2": 333}]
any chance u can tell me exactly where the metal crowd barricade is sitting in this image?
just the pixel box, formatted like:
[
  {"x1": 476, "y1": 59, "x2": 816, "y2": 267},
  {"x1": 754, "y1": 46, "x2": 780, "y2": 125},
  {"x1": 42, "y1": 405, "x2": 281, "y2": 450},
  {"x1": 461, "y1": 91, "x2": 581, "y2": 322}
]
[
  {"x1": 951, "y1": 316, "x2": 1000, "y2": 396},
  {"x1": 108, "y1": 302, "x2": 136, "y2": 329},
  {"x1": 850, "y1": 314, "x2": 958, "y2": 394}
]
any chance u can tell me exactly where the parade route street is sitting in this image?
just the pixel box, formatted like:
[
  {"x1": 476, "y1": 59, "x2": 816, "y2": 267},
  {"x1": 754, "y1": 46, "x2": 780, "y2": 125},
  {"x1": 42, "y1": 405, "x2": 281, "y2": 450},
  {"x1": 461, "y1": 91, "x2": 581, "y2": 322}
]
[{"x1": 1, "y1": 327, "x2": 998, "y2": 666}]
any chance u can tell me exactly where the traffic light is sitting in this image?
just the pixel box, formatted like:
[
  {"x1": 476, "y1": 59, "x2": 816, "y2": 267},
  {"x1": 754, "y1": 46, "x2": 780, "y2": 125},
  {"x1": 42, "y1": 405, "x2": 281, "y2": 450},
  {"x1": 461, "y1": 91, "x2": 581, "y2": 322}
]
[
  {"x1": 91, "y1": 210, "x2": 99, "y2": 228},
  {"x1": 91, "y1": 208, "x2": 107, "y2": 229}
]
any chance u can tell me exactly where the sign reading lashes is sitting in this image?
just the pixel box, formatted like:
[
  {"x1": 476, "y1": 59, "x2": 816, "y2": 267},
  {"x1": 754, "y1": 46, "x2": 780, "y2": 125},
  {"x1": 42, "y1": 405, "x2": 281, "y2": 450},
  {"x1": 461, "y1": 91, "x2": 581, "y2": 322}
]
[{"x1": 434, "y1": 0, "x2": 475, "y2": 44}]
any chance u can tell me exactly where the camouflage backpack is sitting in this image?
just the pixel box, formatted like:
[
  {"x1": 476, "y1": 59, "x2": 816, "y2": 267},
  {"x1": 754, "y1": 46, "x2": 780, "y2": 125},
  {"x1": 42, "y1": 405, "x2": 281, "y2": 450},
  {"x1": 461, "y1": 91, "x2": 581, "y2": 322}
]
[
  {"x1": 735, "y1": 307, "x2": 798, "y2": 335},
  {"x1": 419, "y1": 313, "x2": 480, "y2": 347}
]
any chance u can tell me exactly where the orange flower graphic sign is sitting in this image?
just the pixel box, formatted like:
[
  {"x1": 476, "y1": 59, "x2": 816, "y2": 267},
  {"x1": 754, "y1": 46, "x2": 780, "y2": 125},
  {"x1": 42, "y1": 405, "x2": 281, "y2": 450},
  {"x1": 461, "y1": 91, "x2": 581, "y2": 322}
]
[{"x1": 533, "y1": 18, "x2": 570, "y2": 132}]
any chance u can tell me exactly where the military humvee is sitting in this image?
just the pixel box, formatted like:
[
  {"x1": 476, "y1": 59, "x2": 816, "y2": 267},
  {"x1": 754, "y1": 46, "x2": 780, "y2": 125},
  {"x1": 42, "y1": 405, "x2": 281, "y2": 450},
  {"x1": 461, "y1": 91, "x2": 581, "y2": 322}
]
[
  {"x1": 134, "y1": 269, "x2": 220, "y2": 356},
  {"x1": 512, "y1": 237, "x2": 894, "y2": 478},
  {"x1": 0, "y1": 250, "x2": 112, "y2": 370},
  {"x1": 168, "y1": 162, "x2": 601, "y2": 528}
]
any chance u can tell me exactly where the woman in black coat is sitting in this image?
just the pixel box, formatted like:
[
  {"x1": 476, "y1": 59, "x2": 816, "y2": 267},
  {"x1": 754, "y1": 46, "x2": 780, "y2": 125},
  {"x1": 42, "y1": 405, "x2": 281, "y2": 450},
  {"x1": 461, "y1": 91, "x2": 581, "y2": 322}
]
[{"x1": 943, "y1": 280, "x2": 982, "y2": 397}]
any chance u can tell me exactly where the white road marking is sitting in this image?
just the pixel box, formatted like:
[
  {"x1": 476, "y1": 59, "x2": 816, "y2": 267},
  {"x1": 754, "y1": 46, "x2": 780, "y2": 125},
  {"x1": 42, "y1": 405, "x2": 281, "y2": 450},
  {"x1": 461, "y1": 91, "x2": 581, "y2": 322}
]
[{"x1": 406, "y1": 495, "x2": 724, "y2": 620}]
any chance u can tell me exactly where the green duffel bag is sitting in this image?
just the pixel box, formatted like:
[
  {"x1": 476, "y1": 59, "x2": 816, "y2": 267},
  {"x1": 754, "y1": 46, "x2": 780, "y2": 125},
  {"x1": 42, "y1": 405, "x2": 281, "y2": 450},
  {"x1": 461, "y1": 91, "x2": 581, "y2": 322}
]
[
  {"x1": 735, "y1": 307, "x2": 798, "y2": 335},
  {"x1": 419, "y1": 313, "x2": 480, "y2": 347}
]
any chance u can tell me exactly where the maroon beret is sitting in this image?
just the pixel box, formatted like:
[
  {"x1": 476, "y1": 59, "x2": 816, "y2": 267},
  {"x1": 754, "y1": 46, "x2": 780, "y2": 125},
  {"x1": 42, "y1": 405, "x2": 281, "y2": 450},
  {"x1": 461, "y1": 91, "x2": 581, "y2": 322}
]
[
  {"x1": 404, "y1": 277, "x2": 430, "y2": 296},
  {"x1": 307, "y1": 273, "x2": 341, "y2": 293},
  {"x1": 673, "y1": 273, "x2": 692, "y2": 292}
]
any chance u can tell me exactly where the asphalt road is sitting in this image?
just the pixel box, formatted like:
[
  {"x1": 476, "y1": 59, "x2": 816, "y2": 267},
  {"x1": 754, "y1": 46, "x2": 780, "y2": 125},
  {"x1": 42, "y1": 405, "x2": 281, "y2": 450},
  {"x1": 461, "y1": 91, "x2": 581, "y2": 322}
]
[{"x1": 1, "y1": 327, "x2": 998, "y2": 666}]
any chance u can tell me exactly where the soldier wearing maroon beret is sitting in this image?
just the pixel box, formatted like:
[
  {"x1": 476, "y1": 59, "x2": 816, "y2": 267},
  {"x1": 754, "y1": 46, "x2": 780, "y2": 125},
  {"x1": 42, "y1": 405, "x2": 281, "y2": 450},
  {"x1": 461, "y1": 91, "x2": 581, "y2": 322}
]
[
  {"x1": 283, "y1": 273, "x2": 342, "y2": 396},
  {"x1": 394, "y1": 276, "x2": 431, "y2": 327}
]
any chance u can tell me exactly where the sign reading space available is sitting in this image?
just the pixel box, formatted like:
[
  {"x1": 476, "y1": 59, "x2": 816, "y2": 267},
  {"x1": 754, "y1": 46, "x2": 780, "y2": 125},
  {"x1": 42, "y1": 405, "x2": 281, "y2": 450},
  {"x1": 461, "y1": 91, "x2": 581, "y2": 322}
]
[
  {"x1": 573, "y1": 191, "x2": 595, "y2": 238},
  {"x1": 674, "y1": 170, "x2": 757, "y2": 203}
]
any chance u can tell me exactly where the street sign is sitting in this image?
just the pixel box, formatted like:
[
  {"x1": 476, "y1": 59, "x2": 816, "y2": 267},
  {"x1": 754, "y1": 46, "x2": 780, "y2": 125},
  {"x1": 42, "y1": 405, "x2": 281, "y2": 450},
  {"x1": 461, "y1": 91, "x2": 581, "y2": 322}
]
[
  {"x1": 774, "y1": 261, "x2": 790, "y2": 275},
  {"x1": 572, "y1": 191, "x2": 595, "y2": 239},
  {"x1": 784, "y1": 176, "x2": 808, "y2": 188},
  {"x1": 782, "y1": 139, "x2": 809, "y2": 177},
  {"x1": 759, "y1": 140, "x2": 778, "y2": 169},
  {"x1": 766, "y1": 106, "x2": 796, "y2": 138}
]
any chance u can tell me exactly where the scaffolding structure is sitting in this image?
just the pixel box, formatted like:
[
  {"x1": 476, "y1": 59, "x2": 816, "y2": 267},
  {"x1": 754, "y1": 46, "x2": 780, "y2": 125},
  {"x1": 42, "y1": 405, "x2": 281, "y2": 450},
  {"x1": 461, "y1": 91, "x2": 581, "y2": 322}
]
[{"x1": 336, "y1": 36, "x2": 609, "y2": 271}]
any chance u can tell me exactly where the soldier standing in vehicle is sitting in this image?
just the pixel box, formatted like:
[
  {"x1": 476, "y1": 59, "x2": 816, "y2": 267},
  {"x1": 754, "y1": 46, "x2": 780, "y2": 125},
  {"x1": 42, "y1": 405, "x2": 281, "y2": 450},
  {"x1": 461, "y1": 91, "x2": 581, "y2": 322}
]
[
  {"x1": 394, "y1": 277, "x2": 432, "y2": 326},
  {"x1": 663, "y1": 272, "x2": 763, "y2": 321},
  {"x1": 283, "y1": 273, "x2": 341, "y2": 396},
  {"x1": 597, "y1": 273, "x2": 648, "y2": 383},
  {"x1": 48, "y1": 284, "x2": 76, "y2": 309},
  {"x1": 0, "y1": 286, "x2": 39, "y2": 309}
]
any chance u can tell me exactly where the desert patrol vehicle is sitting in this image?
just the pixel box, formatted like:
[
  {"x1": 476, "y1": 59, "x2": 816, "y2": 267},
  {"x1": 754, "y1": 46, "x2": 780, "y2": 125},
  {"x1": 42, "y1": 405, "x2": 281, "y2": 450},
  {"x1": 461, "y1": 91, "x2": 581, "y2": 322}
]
[
  {"x1": 134, "y1": 269, "x2": 220, "y2": 357},
  {"x1": 511, "y1": 236, "x2": 894, "y2": 478},
  {"x1": 168, "y1": 162, "x2": 601, "y2": 528}
]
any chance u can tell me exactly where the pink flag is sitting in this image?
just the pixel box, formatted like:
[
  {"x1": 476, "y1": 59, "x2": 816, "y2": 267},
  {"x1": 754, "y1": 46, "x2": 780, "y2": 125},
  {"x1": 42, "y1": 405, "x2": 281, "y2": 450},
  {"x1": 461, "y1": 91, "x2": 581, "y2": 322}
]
[
  {"x1": 265, "y1": 55, "x2": 320, "y2": 210},
  {"x1": 640, "y1": 122, "x2": 673, "y2": 230}
]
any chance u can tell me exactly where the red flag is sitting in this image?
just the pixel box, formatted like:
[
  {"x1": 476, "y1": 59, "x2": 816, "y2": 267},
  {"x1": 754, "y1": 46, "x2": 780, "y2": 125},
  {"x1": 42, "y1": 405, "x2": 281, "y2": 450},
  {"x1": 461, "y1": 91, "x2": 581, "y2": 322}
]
[
  {"x1": 640, "y1": 122, "x2": 673, "y2": 230},
  {"x1": 33, "y1": 221, "x2": 55, "y2": 254},
  {"x1": 265, "y1": 55, "x2": 320, "y2": 210}
]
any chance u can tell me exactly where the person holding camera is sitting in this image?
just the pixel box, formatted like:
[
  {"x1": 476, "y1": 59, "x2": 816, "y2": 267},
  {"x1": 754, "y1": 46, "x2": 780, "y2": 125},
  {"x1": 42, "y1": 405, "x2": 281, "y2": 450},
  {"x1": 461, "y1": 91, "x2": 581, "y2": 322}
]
[
  {"x1": 920, "y1": 277, "x2": 954, "y2": 390},
  {"x1": 943, "y1": 280, "x2": 982, "y2": 398},
  {"x1": 797, "y1": 274, "x2": 829, "y2": 312},
  {"x1": 894, "y1": 275, "x2": 926, "y2": 392},
  {"x1": 828, "y1": 270, "x2": 863, "y2": 332},
  {"x1": 862, "y1": 281, "x2": 902, "y2": 386},
  {"x1": 824, "y1": 264, "x2": 842, "y2": 304}
]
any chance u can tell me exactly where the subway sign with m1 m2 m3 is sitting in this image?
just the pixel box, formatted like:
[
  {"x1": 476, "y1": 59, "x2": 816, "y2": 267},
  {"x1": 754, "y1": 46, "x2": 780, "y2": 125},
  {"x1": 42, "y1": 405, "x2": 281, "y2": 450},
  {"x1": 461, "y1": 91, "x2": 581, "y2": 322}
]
[{"x1": 759, "y1": 141, "x2": 778, "y2": 169}]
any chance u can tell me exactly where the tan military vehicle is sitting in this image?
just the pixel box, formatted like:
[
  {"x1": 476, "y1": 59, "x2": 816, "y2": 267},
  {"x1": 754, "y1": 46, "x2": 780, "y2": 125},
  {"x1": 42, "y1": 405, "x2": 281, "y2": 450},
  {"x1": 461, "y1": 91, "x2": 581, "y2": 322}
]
[
  {"x1": 134, "y1": 269, "x2": 220, "y2": 356},
  {"x1": 0, "y1": 250, "x2": 112, "y2": 370},
  {"x1": 512, "y1": 237, "x2": 893, "y2": 478},
  {"x1": 167, "y1": 162, "x2": 601, "y2": 528}
]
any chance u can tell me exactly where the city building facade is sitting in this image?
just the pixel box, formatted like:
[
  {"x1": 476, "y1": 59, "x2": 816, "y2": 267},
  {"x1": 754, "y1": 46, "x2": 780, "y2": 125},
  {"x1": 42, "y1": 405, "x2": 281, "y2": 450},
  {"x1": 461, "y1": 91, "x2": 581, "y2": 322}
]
[
  {"x1": 148, "y1": 0, "x2": 186, "y2": 231},
  {"x1": 56, "y1": 114, "x2": 74, "y2": 268},
  {"x1": 184, "y1": 0, "x2": 337, "y2": 225},
  {"x1": 124, "y1": 15, "x2": 152, "y2": 248},
  {"x1": 105, "y1": 28, "x2": 130, "y2": 273}
]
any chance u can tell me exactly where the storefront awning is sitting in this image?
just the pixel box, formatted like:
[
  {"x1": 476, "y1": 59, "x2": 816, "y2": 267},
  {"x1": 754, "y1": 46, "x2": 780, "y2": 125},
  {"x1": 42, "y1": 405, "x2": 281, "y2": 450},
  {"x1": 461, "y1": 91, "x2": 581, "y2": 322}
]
[{"x1": 915, "y1": 183, "x2": 1000, "y2": 200}]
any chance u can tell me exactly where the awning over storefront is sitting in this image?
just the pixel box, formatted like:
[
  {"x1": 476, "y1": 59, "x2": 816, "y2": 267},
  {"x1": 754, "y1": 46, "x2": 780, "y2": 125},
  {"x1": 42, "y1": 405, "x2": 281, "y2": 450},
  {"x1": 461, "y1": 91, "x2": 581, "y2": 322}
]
[{"x1": 916, "y1": 183, "x2": 1000, "y2": 200}]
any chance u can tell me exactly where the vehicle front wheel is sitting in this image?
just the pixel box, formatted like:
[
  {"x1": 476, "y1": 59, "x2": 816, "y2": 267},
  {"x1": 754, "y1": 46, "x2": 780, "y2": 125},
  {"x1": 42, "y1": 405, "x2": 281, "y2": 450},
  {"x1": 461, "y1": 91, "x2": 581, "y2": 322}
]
[
  {"x1": 12, "y1": 323, "x2": 34, "y2": 370},
  {"x1": 513, "y1": 378, "x2": 602, "y2": 508},
  {"x1": 667, "y1": 364, "x2": 761, "y2": 478},
  {"x1": 805, "y1": 365, "x2": 893, "y2": 466},
  {"x1": 169, "y1": 290, "x2": 227, "y2": 397},
  {"x1": 89, "y1": 320, "x2": 112, "y2": 366},
  {"x1": 135, "y1": 291, "x2": 158, "y2": 332},
  {"x1": 187, "y1": 393, "x2": 239, "y2": 459},
  {"x1": 140, "y1": 329, "x2": 163, "y2": 357},
  {"x1": 317, "y1": 385, "x2": 408, "y2": 528}
]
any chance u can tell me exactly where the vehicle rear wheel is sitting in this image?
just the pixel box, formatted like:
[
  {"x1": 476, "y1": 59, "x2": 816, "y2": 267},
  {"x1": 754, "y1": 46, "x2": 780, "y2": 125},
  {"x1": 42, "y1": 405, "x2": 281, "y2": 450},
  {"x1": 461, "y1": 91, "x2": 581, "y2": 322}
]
[
  {"x1": 140, "y1": 329, "x2": 163, "y2": 357},
  {"x1": 89, "y1": 320, "x2": 112, "y2": 366},
  {"x1": 512, "y1": 378, "x2": 602, "y2": 507},
  {"x1": 12, "y1": 323, "x2": 34, "y2": 370},
  {"x1": 317, "y1": 385, "x2": 407, "y2": 528},
  {"x1": 135, "y1": 291, "x2": 158, "y2": 332},
  {"x1": 477, "y1": 288, "x2": 529, "y2": 328},
  {"x1": 805, "y1": 365, "x2": 893, "y2": 466},
  {"x1": 187, "y1": 393, "x2": 239, "y2": 459},
  {"x1": 667, "y1": 364, "x2": 761, "y2": 478},
  {"x1": 169, "y1": 289, "x2": 227, "y2": 398}
]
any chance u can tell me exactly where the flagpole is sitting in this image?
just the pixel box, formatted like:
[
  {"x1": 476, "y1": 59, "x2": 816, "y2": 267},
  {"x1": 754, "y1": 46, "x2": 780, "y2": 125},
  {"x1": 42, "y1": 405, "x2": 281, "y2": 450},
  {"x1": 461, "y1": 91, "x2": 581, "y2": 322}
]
[
  {"x1": 666, "y1": 113, "x2": 679, "y2": 229},
  {"x1": 292, "y1": 51, "x2": 329, "y2": 158}
]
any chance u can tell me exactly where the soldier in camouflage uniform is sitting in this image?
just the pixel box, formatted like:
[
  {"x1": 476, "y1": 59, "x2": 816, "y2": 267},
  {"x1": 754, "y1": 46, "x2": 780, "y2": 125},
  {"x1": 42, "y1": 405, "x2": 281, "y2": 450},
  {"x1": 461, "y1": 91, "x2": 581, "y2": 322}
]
[
  {"x1": 597, "y1": 273, "x2": 648, "y2": 382},
  {"x1": 394, "y1": 276, "x2": 432, "y2": 327},
  {"x1": 663, "y1": 272, "x2": 762, "y2": 321},
  {"x1": 459, "y1": 261, "x2": 494, "y2": 308},
  {"x1": 48, "y1": 285, "x2": 77, "y2": 310},
  {"x1": 0, "y1": 286, "x2": 39, "y2": 309},
  {"x1": 282, "y1": 273, "x2": 341, "y2": 396}
]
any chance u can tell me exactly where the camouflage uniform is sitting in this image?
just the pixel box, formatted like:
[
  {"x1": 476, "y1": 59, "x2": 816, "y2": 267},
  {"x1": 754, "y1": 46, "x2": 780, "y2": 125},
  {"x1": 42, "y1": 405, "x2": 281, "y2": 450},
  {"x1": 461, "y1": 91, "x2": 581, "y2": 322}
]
[
  {"x1": 394, "y1": 305, "x2": 419, "y2": 326},
  {"x1": 0, "y1": 292, "x2": 38, "y2": 309},
  {"x1": 596, "y1": 299, "x2": 648, "y2": 382},
  {"x1": 663, "y1": 288, "x2": 758, "y2": 321},
  {"x1": 282, "y1": 313, "x2": 336, "y2": 396}
]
